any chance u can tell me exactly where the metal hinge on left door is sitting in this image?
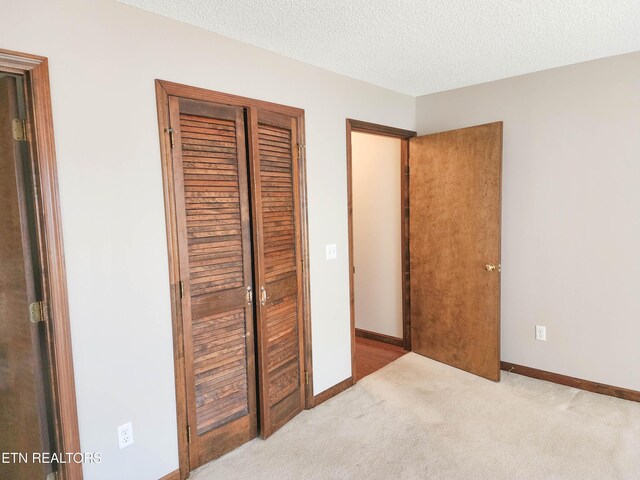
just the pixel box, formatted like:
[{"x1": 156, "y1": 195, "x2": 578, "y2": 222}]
[
  {"x1": 187, "y1": 425, "x2": 192, "y2": 443},
  {"x1": 305, "y1": 371, "x2": 310, "y2": 385},
  {"x1": 166, "y1": 127, "x2": 175, "y2": 149},
  {"x1": 12, "y1": 119, "x2": 27, "y2": 141},
  {"x1": 30, "y1": 301, "x2": 48, "y2": 323}
]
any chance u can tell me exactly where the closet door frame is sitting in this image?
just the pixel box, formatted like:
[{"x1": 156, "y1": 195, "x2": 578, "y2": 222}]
[
  {"x1": 155, "y1": 80, "x2": 313, "y2": 479},
  {"x1": 0, "y1": 49, "x2": 82, "y2": 480}
]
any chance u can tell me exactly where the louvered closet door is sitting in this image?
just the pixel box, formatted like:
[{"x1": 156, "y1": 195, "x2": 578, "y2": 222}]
[
  {"x1": 168, "y1": 97, "x2": 257, "y2": 468},
  {"x1": 249, "y1": 108, "x2": 306, "y2": 438}
]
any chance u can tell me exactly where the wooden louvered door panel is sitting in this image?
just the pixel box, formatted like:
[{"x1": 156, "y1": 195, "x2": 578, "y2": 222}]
[
  {"x1": 168, "y1": 97, "x2": 257, "y2": 468},
  {"x1": 249, "y1": 108, "x2": 306, "y2": 438}
]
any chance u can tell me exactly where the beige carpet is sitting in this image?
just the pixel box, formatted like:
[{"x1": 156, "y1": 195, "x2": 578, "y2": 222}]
[{"x1": 191, "y1": 353, "x2": 640, "y2": 480}]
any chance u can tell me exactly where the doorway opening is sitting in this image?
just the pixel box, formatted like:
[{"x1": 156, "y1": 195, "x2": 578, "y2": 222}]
[
  {"x1": 346, "y1": 119, "x2": 415, "y2": 381},
  {"x1": 0, "y1": 50, "x2": 81, "y2": 480},
  {"x1": 347, "y1": 119, "x2": 502, "y2": 385}
]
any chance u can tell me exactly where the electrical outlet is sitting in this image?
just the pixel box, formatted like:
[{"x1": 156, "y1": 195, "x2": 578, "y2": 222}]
[
  {"x1": 535, "y1": 325, "x2": 546, "y2": 341},
  {"x1": 117, "y1": 422, "x2": 134, "y2": 449},
  {"x1": 325, "y1": 244, "x2": 337, "y2": 260}
]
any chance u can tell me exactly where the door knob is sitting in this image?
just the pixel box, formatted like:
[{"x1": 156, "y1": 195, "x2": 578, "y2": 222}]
[{"x1": 485, "y1": 264, "x2": 497, "y2": 272}]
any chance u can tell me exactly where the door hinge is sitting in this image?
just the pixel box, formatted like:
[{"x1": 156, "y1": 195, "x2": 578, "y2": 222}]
[
  {"x1": 29, "y1": 301, "x2": 48, "y2": 323},
  {"x1": 260, "y1": 286, "x2": 267, "y2": 306},
  {"x1": 166, "y1": 128, "x2": 175, "y2": 149},
  {"x1": 46, "y1": 471, "x2": 57, "y2": 480},
  {"x1": 304, "y1": 371, "x2": 310, "y2": 386},
  {"x1": 187, "y1": 425, "x2": 192, "y2": 443},
  {"x1": 179, "y1": 280, "x2": 184, "y2": 299},
  {"x1": 12, "y1": 119, "x2": 27, "y2": 141},
  {"x1": 246, "y1": 286, "x2": 253, "y2": 304},
  {"x1": 297, "y1": 143, "x2": 305, "y2": 157}
]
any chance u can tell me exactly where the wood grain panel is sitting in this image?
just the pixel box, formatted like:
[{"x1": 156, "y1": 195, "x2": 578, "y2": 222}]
[
  {"x1": 250, "y1": 108, "x2": 306, "y2": 437},
  {"x1": 157, "y1": 81, "x2": 313, "y2": 476},
  {"x1": 0, "y1": 73, "x2": 51, "y2": 480},
  {"x1": 169, "y1": 97, "x2": 257, "y2": 469},
  {"x1": 0, "y1": 49, "x2": 82, "y2": 480},
  {"x1": 410, "y1": 122, "x2": 502, "y2": 381},
  {"x1": 192, "y1": 308, "x2": 248, "y2": 433}
]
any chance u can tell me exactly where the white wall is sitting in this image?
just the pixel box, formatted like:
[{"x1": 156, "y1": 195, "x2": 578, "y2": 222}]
[
  {"x1": 352, "y1": 132, "x2": 403, "y2": 338},
  {"x1": 0, "y1": 1, "x2": 415, "y2": 479},
  {"x1": 4, "y1": 1, "x2": 637, "y2": 476},
  {"x1": 416, "y1": 52, "x2": 640, "y2": 392}
]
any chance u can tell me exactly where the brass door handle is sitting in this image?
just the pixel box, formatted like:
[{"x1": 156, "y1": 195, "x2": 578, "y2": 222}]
[
  {"x1": 485, "y1": 264, "x2": 497, "y2": 272},
  {"x1": 246, "y1": 286, "x2": 253, "y2": 304}
]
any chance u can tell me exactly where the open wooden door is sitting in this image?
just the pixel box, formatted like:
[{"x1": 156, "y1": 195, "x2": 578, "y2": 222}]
[
  {"x1": 168, "y1": 97, "x2": 258, "y2": 468},
  {"x1": 0, "y1": 76, "x2": 53, "y2": 480},
  {"x1": 248, "y1": 108, "x2": 307, "y2": 438},
  {"x1": 409, "y1": 122, "x2": 502, "y2": 381}
]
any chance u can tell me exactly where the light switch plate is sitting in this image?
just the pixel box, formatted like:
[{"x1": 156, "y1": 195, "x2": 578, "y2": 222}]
[{"x1": 325, "y1": 244, "x2": 337, "y2": 260}]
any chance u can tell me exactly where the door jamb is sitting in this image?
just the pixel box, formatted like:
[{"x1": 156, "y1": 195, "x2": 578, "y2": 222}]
[
  {"x1": 346, "y1": 119, "x2": 416, "y2": 380},
  {"x1": 155, "y1": 80, "x2": 314, "y2": 479},
  {"x1": 0, "y1": 48, "x2": 82, "y2": 480}
]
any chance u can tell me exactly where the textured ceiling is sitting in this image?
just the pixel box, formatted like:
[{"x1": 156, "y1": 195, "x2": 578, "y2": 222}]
[{"x1": 118, "y1": 0, "x2": 640, "y2": 96}]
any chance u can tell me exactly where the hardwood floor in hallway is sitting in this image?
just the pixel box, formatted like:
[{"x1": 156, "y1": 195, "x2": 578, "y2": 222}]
[{"x1": 354, "y1": 336, "x2": 408, "y2": 382}]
